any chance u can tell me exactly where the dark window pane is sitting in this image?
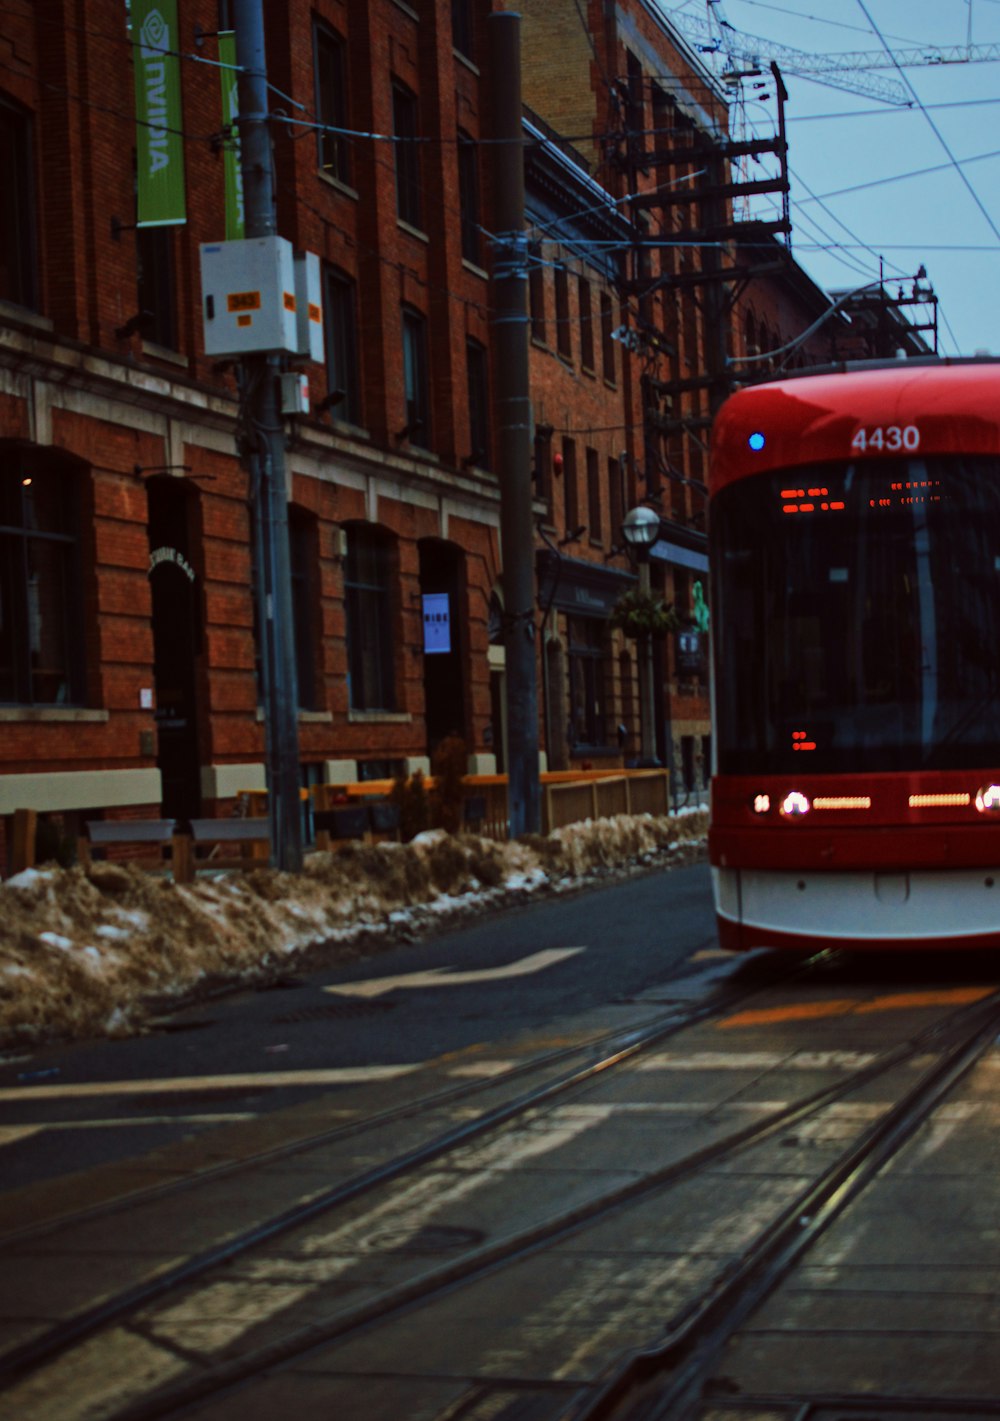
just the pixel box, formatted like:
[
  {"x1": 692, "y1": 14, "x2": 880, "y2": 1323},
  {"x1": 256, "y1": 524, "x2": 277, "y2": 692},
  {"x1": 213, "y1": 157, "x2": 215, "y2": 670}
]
[
  {"x1": 562, "y1": 438, "x2": 578, "y2": 531},
  {"x1": 578, "y1": 276, "x2": 594, "y2": 370},
  {"x1": 136, "y1": 226, "x2": 176, "y2": 348},
  {"x1": 466, "y1": 339, "x2": 490, "y2": 469},
  {"x1": 587, "y1": 446, "x2": 602, "y2": 542},
  {"x1": 555, "y1": 266, "x2": 571, "y2": 361},
  {"x1": 393, "y1": 82, "x2": 422, "y2": 229},
  {"x1": 289, "y1": 507, "x2": 319, "y2": 709},
  {"x1": 457, "y1": 132, "x2": 481, "y2": 266},
  {"x1": 528, "y1": 242, "x2": 546, "y2": 343},
  {"x1": 568, "y1": 615, "x2": 608, "y2": 748},
  {"x1": 402, "y1": 307, "x2": 430, "y2": 447},
  {"x1": 601, "y1": 292, "x2": 616, "y2": 384},
  {"x1": 0, "y1": 98, "x2": 36, "y2": 309},
  {"x1": 345, "y1": 526, "x2": 396, "y2": 710},
  {"x1": 322, "y1": 266, "x2": 361, "y2": 425},
  {"x1": 0, "y1": 457, "x2": 83, "y2": 706},
  {"x1": 314, "y1": 22, "x2": 351, "y2": 186},
  {"x1": 452, "y1": 0, "x2": 474, "y2": 57}
]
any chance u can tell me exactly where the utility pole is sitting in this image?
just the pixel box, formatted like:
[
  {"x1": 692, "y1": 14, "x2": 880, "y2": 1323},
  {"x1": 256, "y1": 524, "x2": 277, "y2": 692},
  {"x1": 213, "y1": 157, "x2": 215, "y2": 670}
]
[
  {"x1": 488, "y1": 11, "x2": 540, "y2": 838},
  {"x1": 233, "y1": 0, "x2": 303, "y2": 871}
]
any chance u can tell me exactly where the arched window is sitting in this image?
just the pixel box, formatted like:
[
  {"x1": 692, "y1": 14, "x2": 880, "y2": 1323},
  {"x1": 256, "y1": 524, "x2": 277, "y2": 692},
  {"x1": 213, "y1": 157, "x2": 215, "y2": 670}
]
[
  {"x1": 0, "y1": 448, "x2": 86, "y2": 705},
  {"x1": 344, "y1": 523, "x2": 397, "y2": 711}
]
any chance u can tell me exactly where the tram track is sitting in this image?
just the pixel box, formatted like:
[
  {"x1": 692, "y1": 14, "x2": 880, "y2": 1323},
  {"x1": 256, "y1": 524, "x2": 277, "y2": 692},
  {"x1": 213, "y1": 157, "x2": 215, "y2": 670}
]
[
  {"x1": 0, "y1": 951, "x2": 825, "y2": 1386},
  {"x1": 3, "y1": 965, "x2": 999, "y2": 1421},
  {"x1": 564, "y1": 991, "x2": 1000, "y2": 1421}
]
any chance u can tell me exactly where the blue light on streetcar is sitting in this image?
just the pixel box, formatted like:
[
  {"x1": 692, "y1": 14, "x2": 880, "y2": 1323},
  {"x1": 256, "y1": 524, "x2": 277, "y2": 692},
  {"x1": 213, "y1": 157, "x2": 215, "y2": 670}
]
[{"x1": 748, "y1": 432, "x2": 766, "y2": 451}]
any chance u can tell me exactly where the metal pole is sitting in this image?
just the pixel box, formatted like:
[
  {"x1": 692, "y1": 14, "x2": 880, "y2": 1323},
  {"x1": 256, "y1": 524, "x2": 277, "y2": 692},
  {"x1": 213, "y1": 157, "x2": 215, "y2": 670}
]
[
  {"x1": 233, "y1": 0, "x2": 303, "y2": 871},
  {"x1": 637, "y1": 556, "x2": 656, "y2": 765},
  {"x1": 488, "y1": 12, "x2": 540, "y2": 837}
]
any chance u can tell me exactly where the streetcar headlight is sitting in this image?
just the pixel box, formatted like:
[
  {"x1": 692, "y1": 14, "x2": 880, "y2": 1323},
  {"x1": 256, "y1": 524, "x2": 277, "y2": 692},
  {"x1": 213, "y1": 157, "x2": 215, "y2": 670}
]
[
  {"x1": 751, "y1": 793, "x2": 771, "y2": 815},
  {"x1": 975, "y1": 784, "x2": 1000, "y2": 813},
  {"x1": 780, "y1": 791, "x2": 811, "y2": 817}
]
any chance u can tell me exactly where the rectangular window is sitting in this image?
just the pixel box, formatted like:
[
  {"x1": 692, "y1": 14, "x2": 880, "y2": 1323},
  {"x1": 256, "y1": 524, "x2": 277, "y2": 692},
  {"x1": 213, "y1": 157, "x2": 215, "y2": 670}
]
[
  {"x1": 345, "y1": 527, "x2": 396, "y2": 711},
  {"x1": 402, "y1": 306, "x2": 430, "y2": 447},
  {"x1": 322, "y1": 266, "x2": 361, "y2": 425},
  {"x1": 314, "y1": 22, "x2": 351, "y2": 187},
  {"x1": 0, "y1": 460, "x2": 83, "y2": 706},
  {"x1": 578, "y1": 275, "x2": 594, "y2": 371},
  {"x1": 457, "y1": 132, "x2": 481, "y2": 266},
  {"x1": 466, "y1": 338, "x2": 490, "y2": 469},
  {"x1": 0, "y1": 97, "x2": 37, "y2": 309},
  {"x1": 136, "y1": 226, "x2": 176, "y2": 349},
  {"x1": 289, "y1": 507, "x2": 320, "y2": 710},
  {"x1": 534, "y1": 424, "x2": 553, "y2": 506},
  {"x1": 600, "y1": 291, "x2": 616, "y2": 384},
  {"x1": 562, "y1": 437, "x2": 578, "y2": 534},
  {"x1": 393, "y1": 81, "x2": 423, "y2": 229},
  {"x1": 451, "y1": 0, "x2": 474, "y2": 57},
  {"x1": 555, "y1": 265, "x2": 571, "y2": 361},
  {"x1": 586, "y1": 447, "x2": 602, "y2": 543},
  {"x1": 528, "y1": 241, "x2": 546, "y2": 344},
  {"x1": 609, "y1": 454, "x2": 625, "y2": 550},
  {"x1": 626, "y1": 50, "x2": 646, "y2": 166},
  {"x1": 568, "y1": 616, "x2": 608, "y2": 749}
]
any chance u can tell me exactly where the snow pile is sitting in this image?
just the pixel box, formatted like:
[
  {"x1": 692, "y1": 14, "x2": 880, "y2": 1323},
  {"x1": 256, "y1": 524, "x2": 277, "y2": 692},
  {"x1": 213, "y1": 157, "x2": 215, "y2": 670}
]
[{"x1": 0, "y1": 809, "x2": 707, "y2": 1048}]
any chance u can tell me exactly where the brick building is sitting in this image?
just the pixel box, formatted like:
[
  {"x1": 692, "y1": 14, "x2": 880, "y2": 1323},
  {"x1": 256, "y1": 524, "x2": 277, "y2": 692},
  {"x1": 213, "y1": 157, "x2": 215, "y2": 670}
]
[
  {"x1": 0, "y1": 0, "x2": 513, "y2": 868},
  {"x1": 1, "y1": 0, "x2": 848, "y2": 869}
]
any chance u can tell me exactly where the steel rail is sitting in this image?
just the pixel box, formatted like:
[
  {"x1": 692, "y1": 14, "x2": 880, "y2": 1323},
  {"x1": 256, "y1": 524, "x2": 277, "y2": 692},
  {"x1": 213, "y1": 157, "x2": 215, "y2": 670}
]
[
  {"x1": 563, "y1": 997, "x2": 1000, "y2": 1421},
  {"x1": 80, "y1": 987, "x2": 1000, "y2": 1421},
  {"x1": 0, "y1": 956, "x2": 821, "y2": 1387}
]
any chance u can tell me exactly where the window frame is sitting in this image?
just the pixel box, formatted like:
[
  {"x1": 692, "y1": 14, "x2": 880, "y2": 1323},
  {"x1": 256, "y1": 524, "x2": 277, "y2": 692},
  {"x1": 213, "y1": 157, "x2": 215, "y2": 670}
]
[
  {"x1": 0, "y1": 453, "x2": 85, "y2": 707},
  {"x1": 392, "y1": 79, "x2": 423, "y2": 230},
  {"x1": 322, "y1": 264, "x2": 362, "y2": 426},
  {"x1": 402, "y1": 305, "x2": 430, "y2": 448},
  {"x1": 136, "y1": 225, "x2": 177, "y2": 350},
  {"x1": 465, "y1": 337, "x2": 490, "y2": 469},
  {"x1": 457, "y1": 130, "x2": 481, "y2": 266},
  {"x1": 344, "y1": 524, "x2": 397, "y2": 712},
  {"x1": 0, "y1": 95, "x2": 38, "y2": 311},
  {"x1": 313, "y1": 20, "x2": 352, "y2": 188}
]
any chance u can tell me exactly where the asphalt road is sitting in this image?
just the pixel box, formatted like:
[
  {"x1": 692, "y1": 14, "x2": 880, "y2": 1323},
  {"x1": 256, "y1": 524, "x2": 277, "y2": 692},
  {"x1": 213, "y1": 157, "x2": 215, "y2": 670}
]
[{"x1": 0, "y1": 860, "x2": 720, "y2": 1191}]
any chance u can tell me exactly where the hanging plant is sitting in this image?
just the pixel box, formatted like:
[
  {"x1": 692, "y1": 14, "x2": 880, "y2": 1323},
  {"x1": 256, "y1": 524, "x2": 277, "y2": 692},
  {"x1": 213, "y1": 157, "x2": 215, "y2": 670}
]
[{"x1": 609, "y1": 587, "x2": 679, "y2": 640}]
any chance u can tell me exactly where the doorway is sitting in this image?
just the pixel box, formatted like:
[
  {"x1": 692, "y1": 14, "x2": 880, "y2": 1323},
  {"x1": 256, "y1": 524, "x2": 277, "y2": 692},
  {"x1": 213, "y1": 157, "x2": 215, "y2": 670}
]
[
  {"x1": 418, "y1": 539, "x2": 467, "y2": 755},
  {"x1": 146, "y1": 477, "x2": 203, "y2": 822}
]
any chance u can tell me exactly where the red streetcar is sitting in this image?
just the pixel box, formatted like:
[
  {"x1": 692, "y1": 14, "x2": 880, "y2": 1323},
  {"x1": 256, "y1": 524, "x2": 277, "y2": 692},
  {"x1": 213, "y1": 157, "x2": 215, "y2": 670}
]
[{"x1": 708, "y1": 357, "x2": 1000, "y2": 952}]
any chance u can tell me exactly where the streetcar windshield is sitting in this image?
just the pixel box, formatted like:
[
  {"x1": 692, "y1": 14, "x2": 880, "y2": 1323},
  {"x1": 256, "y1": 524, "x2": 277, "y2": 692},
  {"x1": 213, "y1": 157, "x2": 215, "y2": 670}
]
[{"x1": 711, "y1": 456, "x2": 1000, "y2": 773}]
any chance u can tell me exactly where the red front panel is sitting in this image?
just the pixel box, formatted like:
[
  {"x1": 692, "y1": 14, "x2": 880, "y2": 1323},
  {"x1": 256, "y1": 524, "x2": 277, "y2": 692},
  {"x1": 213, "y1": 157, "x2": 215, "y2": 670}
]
[
  {"x1": 710, "y1": 363, "x2": 1000, "y2": 497},
  {"x1": 710, "y1": 771, "x2": 1000, "y2": 873}
]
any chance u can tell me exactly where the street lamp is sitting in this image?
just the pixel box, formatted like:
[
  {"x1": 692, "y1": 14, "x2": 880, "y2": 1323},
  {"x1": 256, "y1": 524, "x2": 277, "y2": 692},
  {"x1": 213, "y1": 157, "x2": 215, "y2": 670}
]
[{"x1": 621, "y1": 505, "x2": 661, "y2": 767}]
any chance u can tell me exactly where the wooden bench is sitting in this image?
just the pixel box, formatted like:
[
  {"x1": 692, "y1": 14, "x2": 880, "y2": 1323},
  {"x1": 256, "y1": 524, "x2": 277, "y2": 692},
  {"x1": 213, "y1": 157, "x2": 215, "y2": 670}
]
[{"x1": 77, "y1": 819, "x2": 179, "y2": 874}]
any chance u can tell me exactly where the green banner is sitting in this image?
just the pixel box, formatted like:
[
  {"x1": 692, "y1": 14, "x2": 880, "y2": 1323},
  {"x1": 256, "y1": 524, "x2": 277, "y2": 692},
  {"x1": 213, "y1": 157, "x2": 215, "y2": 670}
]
[
  {"x1": 132, "y1": 0, "x2": 186, "y2": 226},
  {"x1": 218, "y1": 31, "x2": 244, "y2": 240}
]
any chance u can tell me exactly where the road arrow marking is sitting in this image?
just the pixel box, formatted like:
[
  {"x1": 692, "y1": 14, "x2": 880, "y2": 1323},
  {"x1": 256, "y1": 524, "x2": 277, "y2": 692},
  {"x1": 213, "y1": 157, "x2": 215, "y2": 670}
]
[{"x1": 325, "y1": 946, "x2": 586, "y2": 999}]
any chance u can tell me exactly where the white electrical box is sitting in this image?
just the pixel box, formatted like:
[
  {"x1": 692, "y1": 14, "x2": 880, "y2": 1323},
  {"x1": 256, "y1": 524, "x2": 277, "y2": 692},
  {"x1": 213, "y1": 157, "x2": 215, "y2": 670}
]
[
  {"x1": 280, "y1": 371, "x2": 311, "y2": 415},
  {"x1": 293, "y1": 250, "x2": 325, "y2": 364},
  {"x1": 200, "y1": 236, "x2": 300, "y2": 357}
]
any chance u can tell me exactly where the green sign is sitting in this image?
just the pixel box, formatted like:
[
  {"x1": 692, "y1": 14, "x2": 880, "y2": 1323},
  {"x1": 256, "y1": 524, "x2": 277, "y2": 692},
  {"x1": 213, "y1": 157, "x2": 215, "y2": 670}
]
[
  {"x1": 218, "y1": 31, "x2": 244, "y2": 240},
  {"x1": 132, "y1": 0, "x2": 186, "y2": 226}
]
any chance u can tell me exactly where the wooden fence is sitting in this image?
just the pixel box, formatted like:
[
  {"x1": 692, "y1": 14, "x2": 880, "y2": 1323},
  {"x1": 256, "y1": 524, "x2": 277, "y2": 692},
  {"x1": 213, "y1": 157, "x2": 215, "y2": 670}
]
[{"x1": 3, "y1": 770, "x2": 671, "y2": 877}]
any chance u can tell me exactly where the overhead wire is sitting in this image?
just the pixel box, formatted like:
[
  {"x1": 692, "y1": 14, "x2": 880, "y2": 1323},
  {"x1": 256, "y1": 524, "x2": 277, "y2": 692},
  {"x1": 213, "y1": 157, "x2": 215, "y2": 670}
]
[{"x1": 853, "y1": 0, "x2": 1000, "y2": 244}]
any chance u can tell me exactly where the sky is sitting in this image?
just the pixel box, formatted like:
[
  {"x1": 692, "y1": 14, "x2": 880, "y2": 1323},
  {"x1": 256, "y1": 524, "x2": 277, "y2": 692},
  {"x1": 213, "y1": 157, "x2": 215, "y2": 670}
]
[{"x1": 659, "y1": 0, "x2": 1000, "y2": 356}]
